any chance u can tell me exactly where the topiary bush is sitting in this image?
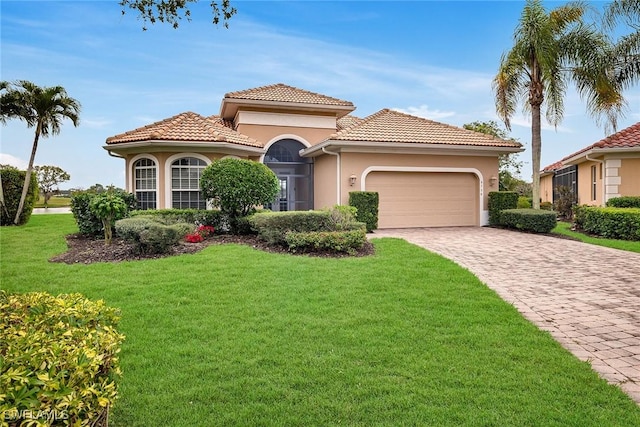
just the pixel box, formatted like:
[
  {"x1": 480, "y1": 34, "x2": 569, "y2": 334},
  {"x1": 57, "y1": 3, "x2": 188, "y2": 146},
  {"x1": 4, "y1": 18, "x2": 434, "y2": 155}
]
[
  {"x1": 499, "y1": 209, "x2": 557, "y2": 233},
  {"x1": 606, "y1": 196, "x2": 640, "y2": 209},
  {"x1": 573, "y1": 205, "x2": 640, "y2": 241},
  {"x1": 0, "y1": 291, "x2": 124, "y2": 426},
  {"x1": 348, "y1": 191, "x2": 379, "y2": 232},
  {"x1": 71, "y1": 189, "x2": 137, "y2": 237},
  {"x1": 200, "y1": 158, "x2": 279, "y2": 233},
  {"x1": 129, "y1": 208, "x2": 225, "y2": 230},
  {"x1": 0, "y1": 168, "x2": 38, "y2": 226},
  {"x1": 488, "y1": 191, "x2": 518, "y2": 225},
  {"x1": 248, "y1": 210, "x2": 333, "y2": 245},
  {"x1": 90, "y1": 193, "x2": 128, "y2": 245},
  {"x1": 115, "y1": 216, "x2": 193, "y2": 254}
]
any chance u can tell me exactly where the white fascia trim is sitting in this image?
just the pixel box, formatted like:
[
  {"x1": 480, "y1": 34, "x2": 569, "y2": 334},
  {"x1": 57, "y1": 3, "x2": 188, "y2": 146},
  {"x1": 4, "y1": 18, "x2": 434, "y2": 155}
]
[
  {"x1": 163, "y1": 153, "x2": 212, "y2": 210},
  {"x1": 563, "y1": 147, "x2": 640, "y2": 164},
  {"x1": 360, "y1": 166, "x2": 487, "y2": 226},
  {"x1": 220, "y1": 98, "x2": 355, "y2": 118},
  {"x1": 260, "y1": 134, "x2": 312, "y2": 163},
  {"x1": 235, "y1": 111, "x2": 336, "y2": 130},
  {"x1": 128, "y1": 153, "x2": 160, "y2": 200},
  {"x1": 301, "y1": 140, "x2": 523, "y2": 157}
]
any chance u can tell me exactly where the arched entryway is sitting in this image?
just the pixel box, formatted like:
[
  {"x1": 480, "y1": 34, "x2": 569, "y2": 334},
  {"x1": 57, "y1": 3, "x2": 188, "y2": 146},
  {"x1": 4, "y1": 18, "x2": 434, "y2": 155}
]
[{"x1": 264, "y1": 139, "x2": 313, "y2": 211}]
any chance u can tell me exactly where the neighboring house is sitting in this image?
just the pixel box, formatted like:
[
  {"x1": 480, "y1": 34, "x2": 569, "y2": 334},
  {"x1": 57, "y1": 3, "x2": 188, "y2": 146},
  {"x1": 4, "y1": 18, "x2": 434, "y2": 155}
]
[
  {"x1": 541, "y1": 122, "x2": 640, "y2": 206},
  {"x1": 104, "y1": 84, "x2": 522, "y2": 228}
]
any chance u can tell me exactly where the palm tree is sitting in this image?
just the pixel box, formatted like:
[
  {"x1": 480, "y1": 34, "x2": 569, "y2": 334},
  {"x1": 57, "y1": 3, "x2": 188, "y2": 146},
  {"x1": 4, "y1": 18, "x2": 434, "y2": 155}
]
[
  {"x1": 604, "y1": 0, "x2": 639, "y2": 89},
  {"x1": 493, "y1": 0, "x2": 625, "y2": 209},
  {"x1": 3, "y1": 81, "x2": 81, "y2": 224}
]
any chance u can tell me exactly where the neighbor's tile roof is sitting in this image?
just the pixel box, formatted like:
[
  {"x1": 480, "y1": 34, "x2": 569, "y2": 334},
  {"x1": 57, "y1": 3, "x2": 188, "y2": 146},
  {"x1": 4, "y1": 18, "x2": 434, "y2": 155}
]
[
  {"x1": 106, "y1": 112, "x2": 260, "y2": 147},
  {"x1": 541, "y1": 121, "x2": 640, "y2": 172},
  {"x1": 224, "y1": 83, "x2": 354, "y2": 107},
  {"x1": 328, "y1": 109, "x2": 522, "y2": 147}
]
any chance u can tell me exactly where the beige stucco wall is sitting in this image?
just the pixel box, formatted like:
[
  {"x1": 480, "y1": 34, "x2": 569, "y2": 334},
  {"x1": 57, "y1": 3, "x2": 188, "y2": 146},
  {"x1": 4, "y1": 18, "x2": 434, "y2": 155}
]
[
  {"x1": 619, "y1": 158, "x2": 640, "y2": 197},
  {"x1": 313, "y1": 154, "x2": 338, "y2": 208},
  {"x1": 577, "y1": 160, "x2": 602, "y2": 206},
  {"x1": 540, "y1": 174, "x2": 553, "y2": 203},
  {"x1": 236, "y1": 124, "x2": 334, "y2": 147},
  {"x1": 333, "y1": 152, "x2": 499, "y2": 211}
]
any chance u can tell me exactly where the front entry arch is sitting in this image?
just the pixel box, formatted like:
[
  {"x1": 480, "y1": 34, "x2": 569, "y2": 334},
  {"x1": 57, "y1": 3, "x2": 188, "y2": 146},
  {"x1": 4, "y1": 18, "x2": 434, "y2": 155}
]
[{"x1": 264, "y1": 139, "x2": 313, "y2": 211}]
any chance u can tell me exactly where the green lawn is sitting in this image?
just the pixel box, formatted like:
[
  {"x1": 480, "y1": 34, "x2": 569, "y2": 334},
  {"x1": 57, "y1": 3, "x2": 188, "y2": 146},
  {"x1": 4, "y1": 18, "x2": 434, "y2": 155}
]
[
  {"x1": 2, "y1": 215, "x2": 640, "y2": 426},
  {"x1": 552, "y1": 221, "x2": 640, "y2": 253},
  {"x1": 34, "y1": 195, "x2": 72, "y2": 208}
]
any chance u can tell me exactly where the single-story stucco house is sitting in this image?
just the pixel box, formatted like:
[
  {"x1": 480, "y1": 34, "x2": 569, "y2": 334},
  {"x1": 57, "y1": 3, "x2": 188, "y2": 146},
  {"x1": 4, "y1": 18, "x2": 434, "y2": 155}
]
[
  {"x1": 541, "y1": 121, "x2": 640, "y2": 206},
  {"x1": 104, "y1": 84, "x2": 522, "y2": 228}
]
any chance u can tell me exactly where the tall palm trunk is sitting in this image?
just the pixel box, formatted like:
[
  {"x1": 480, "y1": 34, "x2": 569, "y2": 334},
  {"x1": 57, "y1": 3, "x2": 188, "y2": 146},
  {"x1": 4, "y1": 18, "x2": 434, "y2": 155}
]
[
  {"x1": 13, "y1": 121, "x2": 41, "y2": 224},
  {"x1": 531, "y1": 104, "x2": 542, "y2": 210}
]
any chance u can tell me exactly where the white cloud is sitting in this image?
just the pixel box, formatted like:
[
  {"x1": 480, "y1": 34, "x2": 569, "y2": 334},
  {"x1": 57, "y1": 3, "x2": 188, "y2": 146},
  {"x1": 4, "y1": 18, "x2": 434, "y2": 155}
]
[
  {"x1": 392, "y1": 105, "x2": 456, "y2": 120},
  {"x1": 509, "y1": 114, "x2": 572, "y2": 133},
  {"x1": 83, "y1": 118, "x2": 113, "y2": 129},
  {"x1": 0, "y1": 153, "x2": 28, "y2": 169}
]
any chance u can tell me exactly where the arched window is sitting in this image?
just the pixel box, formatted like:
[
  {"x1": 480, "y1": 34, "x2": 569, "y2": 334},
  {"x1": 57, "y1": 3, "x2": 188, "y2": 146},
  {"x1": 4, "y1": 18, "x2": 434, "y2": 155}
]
[
  {"x1": 171, "y1": 157, "x2": 206, "y2": 209},
  {"x1": 133, "y1": 158, "x2": 157, "y2": 210}
]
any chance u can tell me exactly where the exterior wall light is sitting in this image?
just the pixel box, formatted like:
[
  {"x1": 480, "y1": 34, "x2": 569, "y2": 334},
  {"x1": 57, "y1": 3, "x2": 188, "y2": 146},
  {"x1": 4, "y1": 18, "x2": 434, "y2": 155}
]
[
  {"x1": 349, "y1": 174, "x2": 357, "y2": 186},
  {"x1": 489, "y1": 176, "x2": 498, "y2": 187}
]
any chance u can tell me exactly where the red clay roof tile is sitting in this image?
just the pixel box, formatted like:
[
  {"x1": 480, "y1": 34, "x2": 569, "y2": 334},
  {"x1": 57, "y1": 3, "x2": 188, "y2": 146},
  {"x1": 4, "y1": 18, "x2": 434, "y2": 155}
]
[{"x1": 224, "y1": 83, "x2": 354, "y2": 107}]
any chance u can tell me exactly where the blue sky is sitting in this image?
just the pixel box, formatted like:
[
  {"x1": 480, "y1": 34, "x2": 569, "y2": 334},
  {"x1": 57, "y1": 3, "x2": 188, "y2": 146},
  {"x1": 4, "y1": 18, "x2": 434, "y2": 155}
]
[{"x1": 1, "y1": 0, "x2": 639, "y2": 189}]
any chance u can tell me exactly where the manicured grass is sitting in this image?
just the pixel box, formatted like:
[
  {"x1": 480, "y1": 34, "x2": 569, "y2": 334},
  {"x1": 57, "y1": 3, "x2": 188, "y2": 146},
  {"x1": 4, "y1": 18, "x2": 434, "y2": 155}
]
[
  {"x1": 552, "y1": 221, "x2": 640, "y2": 253},
  {"x1": 34, "y1": 195, "x2": 71, "y2": 208},
  {"x1": 2, "y1": 215, "x2": 640, "y2": 426}
]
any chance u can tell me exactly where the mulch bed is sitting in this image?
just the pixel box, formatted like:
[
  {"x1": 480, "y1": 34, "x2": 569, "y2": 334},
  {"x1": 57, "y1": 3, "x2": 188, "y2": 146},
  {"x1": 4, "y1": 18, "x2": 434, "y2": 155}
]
[{"x1": 49, "y1": 234, "x2": 375, "y2": 265}]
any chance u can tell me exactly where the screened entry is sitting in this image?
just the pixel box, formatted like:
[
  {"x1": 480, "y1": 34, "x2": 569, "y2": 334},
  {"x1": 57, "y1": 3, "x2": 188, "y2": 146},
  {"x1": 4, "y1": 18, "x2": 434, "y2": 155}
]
[{"x1": 264, "y1": 139, "x2": 313, "y2": 211}]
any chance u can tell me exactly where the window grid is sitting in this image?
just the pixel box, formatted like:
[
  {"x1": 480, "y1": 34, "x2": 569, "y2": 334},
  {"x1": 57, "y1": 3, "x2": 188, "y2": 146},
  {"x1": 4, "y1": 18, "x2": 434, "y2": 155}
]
[
  {"x1": 171, "y1": 157, "x2": 206, "y2": 209},
  {"x1": 134, "y1": 158, "x2": 157, "y2": 210}
]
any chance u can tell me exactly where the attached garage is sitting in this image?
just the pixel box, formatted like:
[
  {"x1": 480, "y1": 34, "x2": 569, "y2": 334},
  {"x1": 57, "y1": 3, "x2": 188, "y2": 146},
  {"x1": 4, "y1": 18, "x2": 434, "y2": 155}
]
[{"x1": 365, "y1": 171, "x2": 479, "y2": 228}]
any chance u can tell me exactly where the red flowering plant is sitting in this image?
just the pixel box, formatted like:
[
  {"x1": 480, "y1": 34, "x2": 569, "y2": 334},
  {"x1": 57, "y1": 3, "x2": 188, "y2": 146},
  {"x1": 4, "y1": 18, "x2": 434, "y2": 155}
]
[{"x1": 184, "y1": 225, "x2": 215, "y2": 243}]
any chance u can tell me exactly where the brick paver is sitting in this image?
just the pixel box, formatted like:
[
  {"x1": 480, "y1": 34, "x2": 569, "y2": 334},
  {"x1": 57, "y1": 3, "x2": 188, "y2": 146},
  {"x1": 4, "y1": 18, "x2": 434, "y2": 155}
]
[{"x1": 372, "y1": 227, "x2": 640, "y2": 404}]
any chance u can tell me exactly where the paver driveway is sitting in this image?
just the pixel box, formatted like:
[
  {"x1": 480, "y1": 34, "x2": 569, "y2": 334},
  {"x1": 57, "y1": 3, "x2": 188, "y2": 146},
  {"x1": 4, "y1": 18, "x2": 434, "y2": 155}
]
[{"x1": 372, "y1": 227, "x2": 640, "y2": 404}]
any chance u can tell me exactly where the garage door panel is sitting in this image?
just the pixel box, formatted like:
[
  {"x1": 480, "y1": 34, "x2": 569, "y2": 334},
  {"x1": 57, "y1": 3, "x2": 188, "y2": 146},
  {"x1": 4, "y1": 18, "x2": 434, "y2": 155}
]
[{"x1": 366, "y1": 172, "x2": 478, "y2": 228}]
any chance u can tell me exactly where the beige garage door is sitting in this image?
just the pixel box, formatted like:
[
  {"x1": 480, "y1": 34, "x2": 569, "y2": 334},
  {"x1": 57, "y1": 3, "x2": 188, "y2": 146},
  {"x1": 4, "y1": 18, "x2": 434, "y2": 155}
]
[{"x1": 366, "y1": 172, "x2": 478, "y2": 228}]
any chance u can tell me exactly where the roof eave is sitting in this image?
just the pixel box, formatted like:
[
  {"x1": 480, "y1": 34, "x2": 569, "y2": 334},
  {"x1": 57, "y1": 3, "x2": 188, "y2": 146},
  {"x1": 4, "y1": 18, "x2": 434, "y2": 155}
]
[
  {"x1": 220, "y1": 98, "x2": 356, "y2": 120},
  {"x1": 103, "y1": 140, "x2": 265, "y2": 156},
  {"x1": 563, "y1": 146, "x2": 640, "y2": 165},
  {"x1": 301, "y1": 140, "x2": 524, "y2": 157}
]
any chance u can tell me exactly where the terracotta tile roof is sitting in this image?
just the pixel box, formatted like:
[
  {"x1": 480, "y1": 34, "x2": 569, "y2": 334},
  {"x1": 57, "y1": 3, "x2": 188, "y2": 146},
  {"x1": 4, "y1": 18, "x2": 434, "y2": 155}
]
[
  {"x1": 224, "y1": 83, "x2": 354, "y2": 107},
  {"x1": 541, "y1": 122, "x2": 640, "y2": 172},
  {"x1": 106, "y1": 112, "x2": 260, "y2": 147},
  {"x1": 564, "y1": 121, "x2": 640, "y2": 160},
  {"x1": 328, "y1": 109, "x2": 522, "y2": 147},
  {"x1": 336, "y1": 115, "x2": 363, "y2": 131},
  {"x1": 542, "y1": 161, "x2": 565, "y2": 173}
]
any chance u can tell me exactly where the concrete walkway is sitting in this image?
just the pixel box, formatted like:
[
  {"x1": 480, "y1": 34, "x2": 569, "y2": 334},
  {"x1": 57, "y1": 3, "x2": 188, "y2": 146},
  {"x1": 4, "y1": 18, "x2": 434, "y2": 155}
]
[
  {"x1": 372, "y1": 227, "x2": 640, "y2": 404},
  {"x1": 32, "y1": 207, "x2": 71, "y2": 214}
]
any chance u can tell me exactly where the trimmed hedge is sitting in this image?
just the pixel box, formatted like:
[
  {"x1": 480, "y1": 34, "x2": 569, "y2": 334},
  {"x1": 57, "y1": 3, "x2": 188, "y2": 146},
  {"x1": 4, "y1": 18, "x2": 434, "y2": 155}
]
[
  {"x1": 248, "y1": 211, "x2": 334, "y2": 245},
  {"x1": 0, "y1": 291, "x2": 124, "y2": 426},
  {"x1": 115, "y1": 216, "x2": 193, "y2": 253},
  {"x1": 285, "y1": 229, "x2": 367, "y2": 255},
  {"x1": 574, "y1": 205, "x2": 640, "y2": 241},
  {"x1": 0, "y1": 168, "x2": 38, "y2": 226},
  {"x1": 129, "y1": 208, "x2": 225, "y2": 229},
  {"x1": 71, "y1": 190, "x2": 136, "y2": 237},
  {"x1": 500, "y1": 209, "x2": 557, "y2": 233},
  {"x1": 349, "y1": 191, "x2": 379, "y2": 232},
  {"x1": 606, "y1": 196, "x2": 640, "y2": 209},
  {"x1": 488, "y1": 191, "x2": 518, "y2": 225}
]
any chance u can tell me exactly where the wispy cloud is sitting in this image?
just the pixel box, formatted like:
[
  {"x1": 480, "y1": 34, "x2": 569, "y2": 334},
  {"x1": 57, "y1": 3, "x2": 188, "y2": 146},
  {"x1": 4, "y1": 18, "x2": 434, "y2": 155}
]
[{"x1": 393, "y1": 105, "x2": 456, "y2": 120}]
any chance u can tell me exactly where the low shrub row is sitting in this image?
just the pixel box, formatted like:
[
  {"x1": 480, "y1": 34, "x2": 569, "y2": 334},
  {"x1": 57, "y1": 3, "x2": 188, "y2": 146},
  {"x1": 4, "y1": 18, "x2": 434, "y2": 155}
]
[
  {"x1": 500, "y1": 209, "x2": 557, "y2": 233},
  {"x1": 249, "y1": 206, "x2": 367, "y2": 254},
  {"x1": 115, "y1": 216, "x2": 193, "y2": 254},
  {"x1": 129, "y1": 208, "x2": 224, "y2": 230},
  {"x1": 0, "y1": 291, "x2": 124, "y2": 426},
  {"x1": 488, "y1": 191, "x2": 518, "y2": 225},
  {"x1": 606, "y1": 196, "x2": 640, "y2": 209},
  {"x1": 574, "y1": 205, "x2": 640, "y2": 241}
]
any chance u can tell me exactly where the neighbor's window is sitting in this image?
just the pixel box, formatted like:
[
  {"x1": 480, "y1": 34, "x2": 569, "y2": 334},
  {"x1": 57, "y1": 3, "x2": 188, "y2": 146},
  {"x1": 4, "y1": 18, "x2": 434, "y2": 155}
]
[
  {"x1": 591, "y1": 165, "x2": 597, "y2": 201},
  {"x1": 171, "y1": 157, "x2": 206, "y2": 209},
  {"x1": 134, "y1": 158, "x2": 157, "y2": 210}
]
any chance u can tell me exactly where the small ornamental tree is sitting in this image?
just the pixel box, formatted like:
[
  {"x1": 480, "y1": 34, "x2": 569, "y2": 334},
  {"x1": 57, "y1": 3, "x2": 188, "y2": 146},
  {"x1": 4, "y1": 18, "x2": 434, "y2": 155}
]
[
  {"x1": 34, "y1": 165, "x2": 70, "y2": 207},
  {"x1": 89, "y1": 193, "x2": 128, "y2": 244},
  {"x1": 200, "y1": 158, "x2": 279, "y2": 233}
]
